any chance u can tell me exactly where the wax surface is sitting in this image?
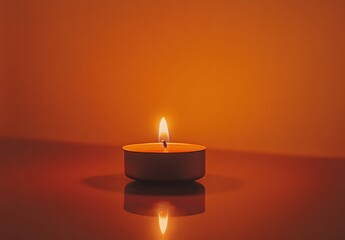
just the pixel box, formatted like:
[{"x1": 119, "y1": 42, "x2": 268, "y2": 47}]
[{"x1": 123, "y1": 142, "x2": 206, "y2": 153}]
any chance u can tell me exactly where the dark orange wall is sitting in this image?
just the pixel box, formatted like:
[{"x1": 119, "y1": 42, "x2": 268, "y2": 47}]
[
  {"x1": 0, "y1": 0, "x2": 7, "y2": 135},
  {"x1": 3, "y1": 0, "x2": 345, "y2": 157}
]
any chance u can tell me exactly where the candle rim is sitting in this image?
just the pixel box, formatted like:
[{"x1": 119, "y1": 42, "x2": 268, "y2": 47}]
[{"x1": 122, "y1": 142, "x2": 206, "y2": 153}]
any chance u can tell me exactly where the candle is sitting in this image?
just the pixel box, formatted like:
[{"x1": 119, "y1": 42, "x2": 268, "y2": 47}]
[{"x1": 123, "y1": 117, "x2": 206, "y2": 181}]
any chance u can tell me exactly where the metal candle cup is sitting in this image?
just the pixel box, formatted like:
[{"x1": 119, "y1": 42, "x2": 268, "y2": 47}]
[{"x1": 123, "y1": 142, "x2": 206, "y2": 182}]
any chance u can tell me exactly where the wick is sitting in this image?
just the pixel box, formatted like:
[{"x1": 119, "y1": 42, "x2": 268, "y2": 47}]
[{"x1": 161, "y1": 140, "x2": 168, "y2": 151}]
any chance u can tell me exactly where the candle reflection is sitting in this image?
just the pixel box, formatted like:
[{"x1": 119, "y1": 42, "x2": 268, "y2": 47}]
[
  {"x1": 124, "y1": 181, "x2": 205, "y2": 237},
  {"x1": 124, "y1": 181, "x2": 205, "y2": 216}
]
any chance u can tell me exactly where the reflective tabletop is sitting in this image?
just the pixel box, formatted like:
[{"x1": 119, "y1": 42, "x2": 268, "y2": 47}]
[{"x1": 1, "y1": 139, "x2": 345, "y2": 239}]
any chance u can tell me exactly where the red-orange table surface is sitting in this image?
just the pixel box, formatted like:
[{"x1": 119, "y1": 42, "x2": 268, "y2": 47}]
[{"x1": 1, "y1": 138, "x2": 344, "y2": 240}]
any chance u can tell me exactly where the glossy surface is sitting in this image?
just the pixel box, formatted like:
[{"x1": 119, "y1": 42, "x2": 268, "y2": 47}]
[{"x1": 1, "y1": 138, "x2": 345, "y2": 239}]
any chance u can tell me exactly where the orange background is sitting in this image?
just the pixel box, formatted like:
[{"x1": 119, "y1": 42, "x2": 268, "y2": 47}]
[
  {"x1": 0, "y1": 0, "x2": 6, "y2": 134},
  {"x1": 1, "y1": 0, "x2": 345, "y2": 157}
]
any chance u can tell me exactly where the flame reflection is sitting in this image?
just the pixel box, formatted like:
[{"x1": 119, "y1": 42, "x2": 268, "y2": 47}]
[{"x1": 158, "y1": 209, "x2": 169, "y2": 235}]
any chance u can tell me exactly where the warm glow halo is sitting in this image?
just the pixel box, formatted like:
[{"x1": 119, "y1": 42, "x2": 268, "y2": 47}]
[{"x1": 158, "y1": 117, "x2": 169, "y2": 143}]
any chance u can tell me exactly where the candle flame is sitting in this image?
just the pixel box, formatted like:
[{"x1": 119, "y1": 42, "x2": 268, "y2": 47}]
[
  {"x1": 158, "y1": 117, "x2": 169, "y2": 143},
  {"x1": 158, "y1": 209, "x2": 169, "y2": 235}
]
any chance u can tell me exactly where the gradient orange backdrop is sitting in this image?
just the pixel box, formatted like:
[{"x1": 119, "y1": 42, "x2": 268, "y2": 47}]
[{"x1": 1, "y1": 0, "x2": 345, "y2": 157}]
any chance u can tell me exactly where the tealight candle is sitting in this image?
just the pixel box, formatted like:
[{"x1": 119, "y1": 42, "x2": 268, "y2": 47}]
[{"x1": 123, "y1": 117, "x2": 206, "y2": 182}]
